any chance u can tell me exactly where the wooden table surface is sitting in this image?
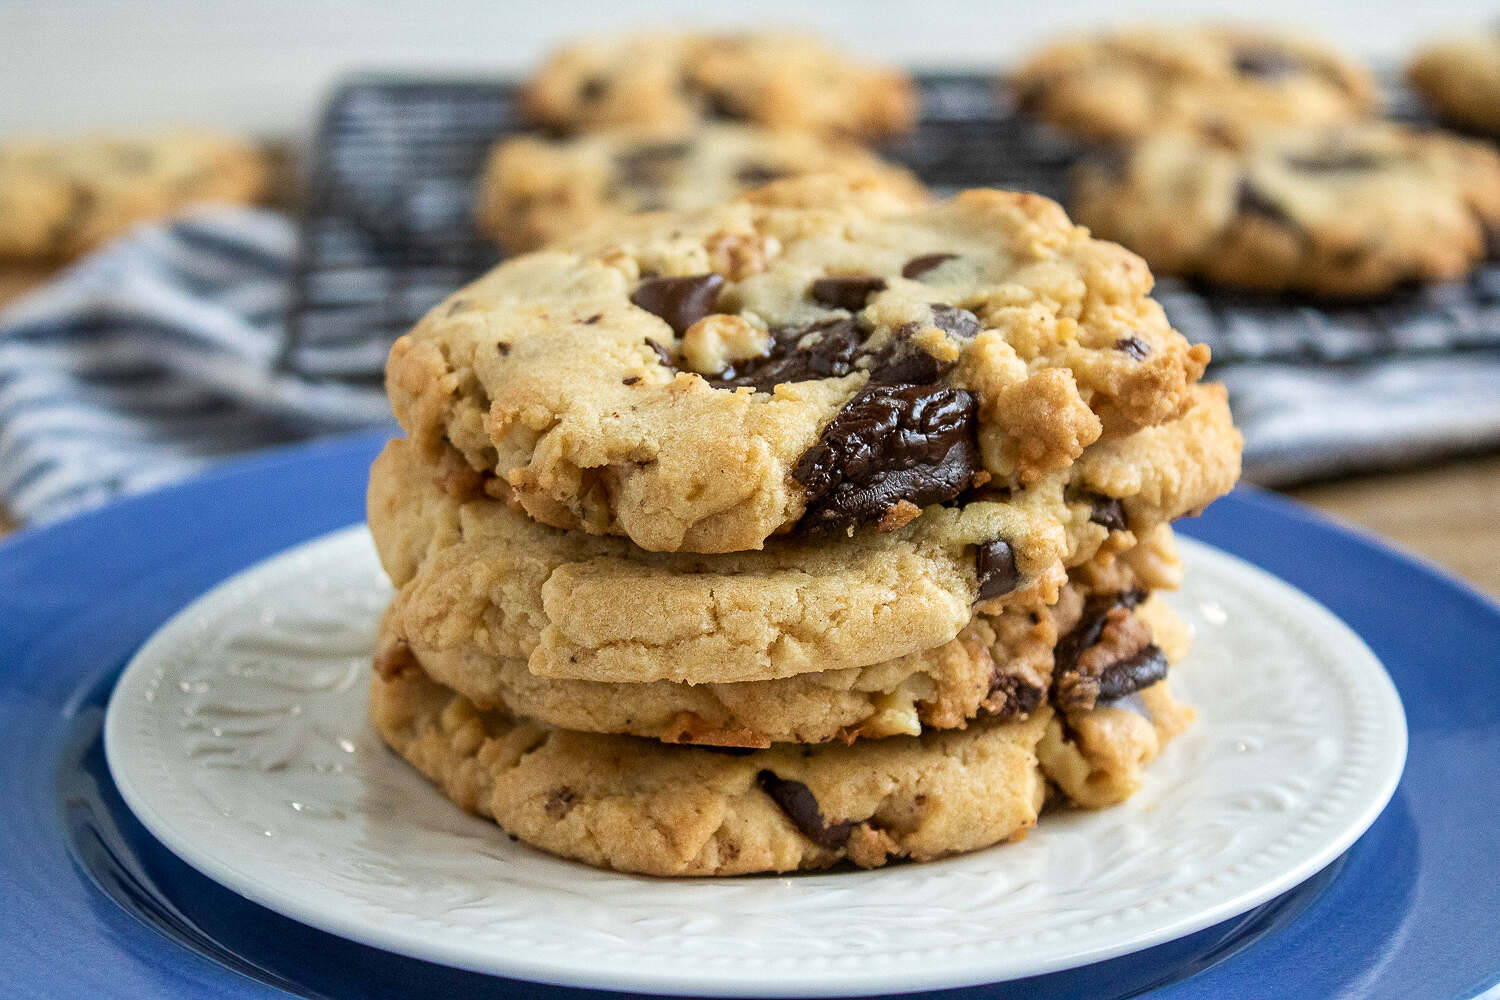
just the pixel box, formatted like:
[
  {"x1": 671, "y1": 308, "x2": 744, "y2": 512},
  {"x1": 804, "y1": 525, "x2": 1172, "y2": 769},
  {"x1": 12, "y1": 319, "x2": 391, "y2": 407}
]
[{"x1": 2, "y1": 268, "x2": 1497, "y2": 600}]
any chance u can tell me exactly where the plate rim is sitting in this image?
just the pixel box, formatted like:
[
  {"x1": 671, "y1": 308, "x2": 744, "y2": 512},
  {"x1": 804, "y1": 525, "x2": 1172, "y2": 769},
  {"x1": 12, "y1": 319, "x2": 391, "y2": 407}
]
[{"x1": 102, "y1": 523, "x2": 1408, "y2": 997}]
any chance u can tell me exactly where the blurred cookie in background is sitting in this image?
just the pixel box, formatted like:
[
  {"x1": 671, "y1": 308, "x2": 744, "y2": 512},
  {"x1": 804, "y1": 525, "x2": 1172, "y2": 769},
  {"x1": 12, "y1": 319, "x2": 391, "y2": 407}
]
[
  {"x1": 1071, "y1": 122, "x2": 1500, "y2": 298},
  {"x1": 1009, "y1": 25, "x2": 1377, "y2": 146},
  {"x1": 521, "y1": 31, "x2": 917, "y2": 141},
  {"x1": 475, "y1": 123, "x2": 928, "y2": 253},
  {"x1": 0, "y1": 129, "x2": 269, "y2": 263},
  {"x1": 1409, "y1": 33, "x2": 1500, "y2": 136}
]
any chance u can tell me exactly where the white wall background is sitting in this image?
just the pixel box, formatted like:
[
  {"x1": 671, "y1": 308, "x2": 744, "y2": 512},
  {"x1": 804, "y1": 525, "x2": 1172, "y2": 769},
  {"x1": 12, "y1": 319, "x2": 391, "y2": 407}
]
[{"x1": 0, "y1": 0, "x2": 1486, "y2": 138}]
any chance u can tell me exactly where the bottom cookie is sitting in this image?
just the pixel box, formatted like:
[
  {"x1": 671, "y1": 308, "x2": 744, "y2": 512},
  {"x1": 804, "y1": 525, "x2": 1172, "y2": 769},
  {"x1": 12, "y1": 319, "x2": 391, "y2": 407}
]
[{"x1": 370, "y1": 658, "x2": 1193, "y2": 876}]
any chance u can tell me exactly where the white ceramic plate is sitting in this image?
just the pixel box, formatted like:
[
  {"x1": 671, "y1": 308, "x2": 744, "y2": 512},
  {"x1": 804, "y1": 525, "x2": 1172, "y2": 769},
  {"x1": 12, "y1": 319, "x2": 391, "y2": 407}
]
[{"x1": 104, "y1": 526, "x2": 1406, "y2": 997}]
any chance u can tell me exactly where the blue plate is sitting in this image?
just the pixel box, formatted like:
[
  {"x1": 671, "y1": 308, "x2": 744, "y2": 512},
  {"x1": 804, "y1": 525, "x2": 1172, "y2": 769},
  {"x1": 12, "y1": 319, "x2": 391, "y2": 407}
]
[{"x1": 2, "y1": 430, "x2": 1498, "y2": 999}]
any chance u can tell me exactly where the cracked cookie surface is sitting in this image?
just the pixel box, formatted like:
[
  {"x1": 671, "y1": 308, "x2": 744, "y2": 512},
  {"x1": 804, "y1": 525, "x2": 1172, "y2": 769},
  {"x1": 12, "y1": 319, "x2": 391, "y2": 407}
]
[
  {"x1": 0, "y1": 129, "x2": 268, "y2": 262},
  {"x1": 521, "y1": 32, "x2": 916, "y2": 140},
  {"x1": 1010, "y1": 24, "x2": 1377, "y2": 145},
  {"x1": 475, "y1": 123, "x2": 926, "y2": 254},
  {"x1": 388, "y1": 177, "x2": 1213, "y2": 554},
  {"x1": 1072, "y1": 122, "x2": 1500, "y2": 297}
]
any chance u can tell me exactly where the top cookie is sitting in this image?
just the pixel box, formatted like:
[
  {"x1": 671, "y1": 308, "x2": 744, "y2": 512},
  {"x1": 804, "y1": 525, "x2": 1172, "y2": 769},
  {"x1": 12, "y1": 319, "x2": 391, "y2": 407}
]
[
  {"x1": 1010, "y1": 25, "x2": 1377, "y2": 145},
  {"x1": 1408, "y1": 33, "x2": 1500, "y2": 136},
  {"x1": 1071, "y1": 122, "x2": 1500, "y2": 297},
  {"x1": 475, "y1": 123, "x2": 926, "y2": 254},
  {"x1": 0, "y1": 129, "x2": 269, "y2": 262},
  {"x1": 387, "y1": 176, "x2": 1212, "y2": 554},
  {"x1": 521, "y1": 32, "x2": 917, "y2": 141}
]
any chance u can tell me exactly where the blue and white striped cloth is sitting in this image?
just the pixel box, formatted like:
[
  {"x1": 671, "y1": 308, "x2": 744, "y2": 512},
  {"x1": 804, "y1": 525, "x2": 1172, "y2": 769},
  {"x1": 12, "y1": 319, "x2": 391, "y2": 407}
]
[
  {"x1": 2, "y1": 208, "x2": 1499, "y2": 525},
  {"x1": 0, "y1": 208, "x2": 389, "y2": 523}
]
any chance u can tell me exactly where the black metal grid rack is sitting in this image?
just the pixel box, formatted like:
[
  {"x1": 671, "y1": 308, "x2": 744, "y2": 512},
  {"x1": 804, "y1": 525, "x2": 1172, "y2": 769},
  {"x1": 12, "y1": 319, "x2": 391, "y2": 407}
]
[{"x1": 282, "y1": 73, "x2": 1500, "y2": 381}]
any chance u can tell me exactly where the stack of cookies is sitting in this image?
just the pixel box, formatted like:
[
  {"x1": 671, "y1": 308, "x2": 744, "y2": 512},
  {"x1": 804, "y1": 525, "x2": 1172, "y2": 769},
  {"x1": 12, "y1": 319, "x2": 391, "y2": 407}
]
[
  {"x1": 366, "y1": 174, "x2": 1242, "y2": 876},
  {"x1": 1010, "y1": 24, "x2": 1500, "y2": 297}
]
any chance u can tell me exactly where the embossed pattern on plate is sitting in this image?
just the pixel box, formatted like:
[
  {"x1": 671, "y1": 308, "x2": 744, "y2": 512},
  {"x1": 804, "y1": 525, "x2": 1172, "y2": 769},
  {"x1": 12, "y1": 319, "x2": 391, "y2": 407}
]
[{"x1": 104, "y1": 527, "x2": 1406, "y2": 997}]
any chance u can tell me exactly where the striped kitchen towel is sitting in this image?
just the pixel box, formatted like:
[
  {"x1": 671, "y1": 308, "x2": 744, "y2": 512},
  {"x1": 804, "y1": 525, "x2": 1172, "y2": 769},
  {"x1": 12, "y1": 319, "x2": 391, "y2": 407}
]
[
  {"x1": 0, "y1": 207, "x2": 390, "y2": 524},
  {"x1": 2, "y1": 206, "x2": 1498, "y2": 525}
]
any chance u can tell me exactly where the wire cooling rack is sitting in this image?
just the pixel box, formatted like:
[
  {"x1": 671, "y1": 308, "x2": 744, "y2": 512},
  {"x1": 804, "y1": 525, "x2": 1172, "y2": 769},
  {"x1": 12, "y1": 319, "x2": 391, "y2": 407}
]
[{"x1": 281, "y1": 72, "x2": 1500, "y2": 382}]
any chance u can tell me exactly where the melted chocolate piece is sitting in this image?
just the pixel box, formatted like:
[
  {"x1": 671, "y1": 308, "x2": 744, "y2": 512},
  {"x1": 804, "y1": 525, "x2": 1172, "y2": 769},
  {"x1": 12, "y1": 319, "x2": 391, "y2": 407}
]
[
  {"x1": 631, "y1": 274, "x2": 725, "y2": 335},
  {"x1": 622, "y1": 376, "x2": 641, "y2": 385},
  {"x1": 756, "y1": 771, "x2": 853, "y2": 848},
  {"x1": 707, "y1": 316, "x2": 864, "y2": 391},
  {"x1": 735, "y1": 162, "x2": 788, "y2": 185},
  {"x1": 644, "y1": 338, "x2": 674, "y2": 367},
  {"x1": 1235, "y1": 177, "x2": 1297, "y2": 227},
  {"x1": 1054, "y1": 590, "x2": 1147, "y2": 677},
  {"x1": 579, "y1": 76, "x2": 609, "y2": 101},
  {"x1": 810, "y1": 275, "x2": 888, "y2": 311},
  {"x1": 1114, "y1": 336, "x2": 1149, "y2": 360},
  {"x1": 1096, "y1": 645, "x2": 1168, "y2": 701},
  {"x1": 1284, "y1": 151, "x2": 1386, "y2": 173},
  {"x1": 616, "y1": 141, "x2": 693, "y2": 188},
  {"x1": 928, "y1": 304, "x2": 980, "y2": 339},
  {"x1": 496, "y1": 341, "x2": 511, "y2": 356},
  {"x1": 867, "y1": 326, "x2": 952, "y2": 384},
  {"x1": 988, "y1": 673, "x2": 1046, "y2": 719},
  {"x1": 1232, "y1": 46, "x2": 1305, "y2": 80},
  {"x1": 902, "y1": 253, "x2": 958, "y2": 280},
  {"x1": 975, "y1": 539, "x2": 1021, "y2": 601},
  {"x1": 1089, "y1": 495, "x2": 1127, "y2": 532},
  {"x1": 794, "y1": 384, "x2": 981, "y2": 534}
]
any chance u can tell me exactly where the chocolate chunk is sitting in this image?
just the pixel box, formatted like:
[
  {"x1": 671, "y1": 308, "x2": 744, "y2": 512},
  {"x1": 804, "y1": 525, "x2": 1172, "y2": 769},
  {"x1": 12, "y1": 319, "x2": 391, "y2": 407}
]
[
  {"x1": 1088, "y1": 495, "x2": 1127, "y2": 532},
  {"x1": 928, "y1": 304, "x2": 980, "y2": 339},
  {"x1": 1054, "y1": 590, "x2": 1147, "y2": 678},
  {"x1": 579, "y1": 75, "x2": 609, "y2": 101},
  {"x1": 1114, "y1": 336, "x2": 1149, "y2": 360},
  {"x1": 756, "y1": 771, "x2": 853, "y2": 849},
  {"x1": 631, "y1": 274, "x2": 725, "y2": 335},
  {"x1": 901, "y1": 253, "x2": 958, "y2": 279},
  {"x1": 1232, "y1": 47, "x2": 1304, "y2": 80},
  {"x1": 735, "y1": 162, "x2": 788, "y2": 186},
  {"x1": 584, "y1": 313, "x2": 602, "y2": 325},
  {"x1": 616, "y1": 141, "x2": 693, "y2": 188},
  {"x1": 1284, "y1": 151, "x2": 1386, "y2": 173},
  {"x1": 810, "y1": 275, "x2": 888, "y2": 311},
  {"x1": 988, "y1": 673, "x2": 1046, "y2": 720},
  {"x1": 496, "y1": 341, "x2": 511, "y2": 356},
  {"x1": 622, "y1": 376, "x2": 640, "y2": 385},
  {"x1": 867, "y1": 326, "x2": 951, "y2": 384},
  {"x1": 707, "y1": 316, "x2": 864, "y2": 391},
  {"x1": 1096, "y1": 645, "x2": 1168, "y2": 701},
  {"x1": 644, "y1": 338, "x2": 674, "y2": 367},
  {"x1": 975, "y1": 539, "x2": 1021, "y2": 601},
  {"x1": 1235, "y1": 177, "x2": 1297, "y2": 227},
  {"x1": 794, "y1": 383, "x2": 981, "y2": 534}
]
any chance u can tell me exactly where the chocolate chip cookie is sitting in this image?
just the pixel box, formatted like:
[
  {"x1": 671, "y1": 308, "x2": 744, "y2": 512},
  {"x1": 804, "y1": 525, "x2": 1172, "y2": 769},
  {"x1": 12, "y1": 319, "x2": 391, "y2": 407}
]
[
  {"x1": 0, "y1": 129, "x2": 269, "y2": 262},
  {"x1": 475, "y1": 123, "x2": 927, "y2": 254},
  {"x1": 1009, "y1": 25, "x2": 1377, "y2": 145},
  {"x1": 1409, "y1": 33, "x2": 1500, "y2": 136},
  {"x1": 370, "y1": 381, "x2": 1236, "y2": 685},
  {"x1": 521, "y1": 32, "x2": 916, "y2": 140},
  {"x1": 376, "y1": 532, "x2": 1186, "y2": 746},
  {"x1": 388, "y1": 176, "x2": 1214, "y2": 554},
  {"x1": 372, "y1": 632, "x2": 1193, "y2": 875},
  {"x1": 1071, "y1": 122, "x2": 1500, "y2": 297}
]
